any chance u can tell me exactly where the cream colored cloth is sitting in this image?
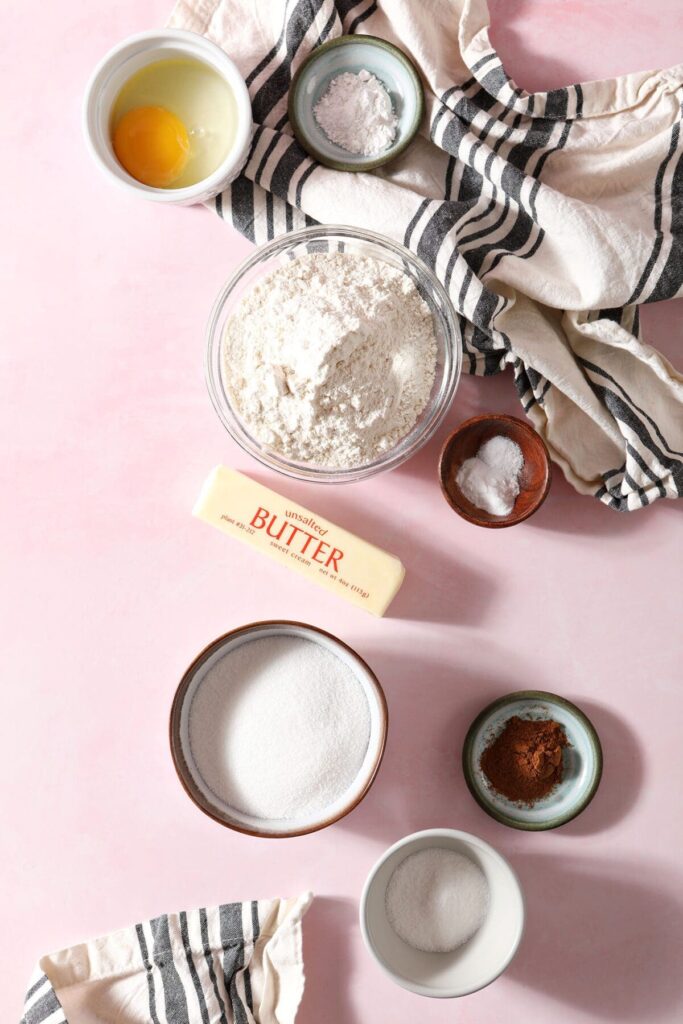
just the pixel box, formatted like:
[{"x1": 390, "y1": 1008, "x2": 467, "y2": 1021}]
[
  {"x1": 170, "y1": 0, "x2": 683, "y2": 510},
  {"x1": 21, "y1": 894, "x2": 311, "y2": 1024}
]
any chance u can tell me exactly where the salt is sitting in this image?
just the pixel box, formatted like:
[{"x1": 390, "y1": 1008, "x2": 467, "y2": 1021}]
[
  {"x1": 385, "y1": 848, "x2": 489, "y2": 953},
  {"x1": 188, "y1": 635, "x2": 371, "y2": 821},
  {"x1": 313, "y1": 69, "x2": 398, "y2": 156},
  {"x1": 456, "y1": 435, "x2": 524, "y2": 516}
]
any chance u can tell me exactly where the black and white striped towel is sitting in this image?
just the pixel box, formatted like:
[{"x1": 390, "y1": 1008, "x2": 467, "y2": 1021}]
[
  {"x1": 20, "y1": 893, "x2": 311, "y2": 1024},
  {"x1": 170, "y1": 0, "x2": 683, "y2": 511}
]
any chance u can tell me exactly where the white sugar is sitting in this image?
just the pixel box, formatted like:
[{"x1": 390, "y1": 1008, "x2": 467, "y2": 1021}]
[
  {"x1": 385, "y1": 848, "x2": 489, "y2": 953},
  {"x1": 188, "y1": 635, "x2": 371, "y2": 821},
  {"x1": 456, "y1": 435, "x2": 524, "y2": 516}
]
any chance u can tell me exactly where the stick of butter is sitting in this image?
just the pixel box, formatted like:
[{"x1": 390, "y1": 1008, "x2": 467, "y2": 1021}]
[{"x1": 193, "y1": 466, "x2": 405, "y2": 616}]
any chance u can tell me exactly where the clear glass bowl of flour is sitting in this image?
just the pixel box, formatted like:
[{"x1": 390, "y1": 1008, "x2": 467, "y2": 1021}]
[{"x1": 205, "y1": 225, "x2": 462, "y2": 483}]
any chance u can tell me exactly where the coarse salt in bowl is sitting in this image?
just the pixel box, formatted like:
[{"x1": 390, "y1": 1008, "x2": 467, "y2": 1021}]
[
  {"x1": 169, "y1": 621, "x2": 388, "y2": 838},
  {"x1": 205, "y1": 225, "x2": 462, "y2": 484}
]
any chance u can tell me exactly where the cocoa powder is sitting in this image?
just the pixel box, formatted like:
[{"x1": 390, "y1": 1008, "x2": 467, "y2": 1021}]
[{"x1": 480, "y1": 716, "x2": 569, "y2": 804}]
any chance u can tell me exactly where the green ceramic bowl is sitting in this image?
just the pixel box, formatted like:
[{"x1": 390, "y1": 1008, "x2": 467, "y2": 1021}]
[
  {"x1": 462, "y1": 691, "x2": 603, "y2": 831},
  {"x1": 288, "y1": 35, "x2": 424, "y2": 172}
]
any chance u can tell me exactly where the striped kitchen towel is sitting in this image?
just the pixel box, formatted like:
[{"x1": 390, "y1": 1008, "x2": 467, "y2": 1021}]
[
  {"x1": 20, "y1": 893, "x2": 311, "y2": 1024},
  {"x1": 169, "y1": 0, "x2": 683, "y2": 511}
]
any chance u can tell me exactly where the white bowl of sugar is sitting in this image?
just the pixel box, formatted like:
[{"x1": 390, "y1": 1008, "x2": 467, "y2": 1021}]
[
  {"x1": 360, "y1": 829, "x2": 524, "y2": 998},
  {"x1": 170, "y1": 620, "x2": 388, "y2": 837}
]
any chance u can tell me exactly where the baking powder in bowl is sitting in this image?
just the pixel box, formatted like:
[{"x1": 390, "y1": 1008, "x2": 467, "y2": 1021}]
[
  {"x1": 456, "y1": 436, "x2": 524, "y2": 516},
  {"x1": 313, "y1": 70, "x2": 398, "y2": 155},
  {"x1": 188, "y1": 635, "x2": 371, "y2": 820}
]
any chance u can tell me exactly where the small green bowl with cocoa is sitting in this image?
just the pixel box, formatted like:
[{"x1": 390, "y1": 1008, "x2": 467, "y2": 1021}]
[{"x1": 462, "y1": 691, "x2": 603, "y2": 831}]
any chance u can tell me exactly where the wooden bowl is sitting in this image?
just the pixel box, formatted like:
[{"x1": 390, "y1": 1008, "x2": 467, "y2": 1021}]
[{"x1": 439, "y1": 414, "x2": 551, "y2": 528}]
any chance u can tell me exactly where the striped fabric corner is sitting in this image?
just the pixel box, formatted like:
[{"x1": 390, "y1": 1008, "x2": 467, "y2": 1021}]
[
  {"x1": 21, "y1": 894, "x2": 311, "y2": 1024},
  {"x1": 20, "y1": 973, "x2": 67, "y2": 1024}
]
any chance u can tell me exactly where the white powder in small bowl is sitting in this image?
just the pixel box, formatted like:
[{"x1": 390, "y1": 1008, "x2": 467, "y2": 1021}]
[
  {"x1": 188, "y1": 634, "x2": 372, "y2": 821},
  {"x1": 385, "y1": 847, "x2": 489, "y2": 953},
  {"x1": 313, "y1": 69, "x2": 398, "y2": 156},
  {"x1": 456, "y1": 435, "x2": 524, "y2": 516}
]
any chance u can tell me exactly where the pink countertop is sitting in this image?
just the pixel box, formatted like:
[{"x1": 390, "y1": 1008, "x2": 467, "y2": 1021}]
[{"x1": 3, "y1": 1, "x2": 683, "y2": 1020}]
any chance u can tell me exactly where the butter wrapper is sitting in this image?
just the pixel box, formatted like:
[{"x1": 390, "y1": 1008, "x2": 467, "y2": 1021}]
[{"x1": 193, "y1": 466, "x2": 405, "y2": 616}]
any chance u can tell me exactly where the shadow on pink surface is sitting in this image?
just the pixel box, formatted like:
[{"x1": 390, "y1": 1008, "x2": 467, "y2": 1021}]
[
  {"x1": 337, "y1": 650, "x2": 516, "y2": 843},
  {"x1": 298, "y1": 897, "x2": 359, "y2": 1024},
  {"x1": 508, "y1": 854, "x2": 683, "y2": 1020},
  {"x1": 562, "y1": 700, "x2": 644, "y2": 837},
  {"x1": 252, "y1": 470, "x2": 496, "y2": 626},
  {"x1": 529, "y1": 474, "x2": 683, "y2": 535},
  {"x1": 338, "y1": 654, "x2": 645, "y2": 844}
]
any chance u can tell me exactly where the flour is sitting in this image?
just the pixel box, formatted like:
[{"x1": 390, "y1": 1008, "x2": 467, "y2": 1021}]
[
  {"x1": 222, "y1": 253, "x2": 438, "y2": 468},
  {"x1": 313, "y1": 69, "x2": 398, "y2": 155}
]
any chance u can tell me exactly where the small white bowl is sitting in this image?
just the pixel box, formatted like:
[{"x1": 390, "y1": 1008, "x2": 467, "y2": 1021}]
[
  {"x1": 83, "y1": 29, "x2": 253, "y2": 205},
  {"x1": 360, "y1": 829, "x2": 524, "y2": 998}
]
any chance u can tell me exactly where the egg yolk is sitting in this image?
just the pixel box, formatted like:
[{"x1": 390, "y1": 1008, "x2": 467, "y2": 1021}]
[{"x1": 113, "y1": 106, "x2": 190, "y2": 188}]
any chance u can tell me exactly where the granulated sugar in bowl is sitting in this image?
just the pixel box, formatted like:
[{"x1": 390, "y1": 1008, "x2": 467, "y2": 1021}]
[
  {"x1": 170, "y1": 621, "x2": 388, "y2": 837},
  {"x1": 385, "y1": 848, "x2": 489, "y2": 953},
  {"x1": 360, "y1": 829, "x2": 524, "y2": 998},
  {"x1": 205, "y1": 226, "x2": 461, "y2": 484}
]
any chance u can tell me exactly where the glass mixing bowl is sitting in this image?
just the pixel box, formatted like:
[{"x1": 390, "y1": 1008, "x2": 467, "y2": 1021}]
[{"x1": 205, "y1": 225, "x2": 462, "y2": 483}]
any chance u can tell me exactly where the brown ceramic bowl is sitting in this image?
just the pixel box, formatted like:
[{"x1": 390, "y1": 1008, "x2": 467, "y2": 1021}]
[
  {"x1": 439, "y1": 414, "x2": 551, "y2": 528},
  {"x1": 169, "y1": 620, "x2": 388, "y2": 838}
]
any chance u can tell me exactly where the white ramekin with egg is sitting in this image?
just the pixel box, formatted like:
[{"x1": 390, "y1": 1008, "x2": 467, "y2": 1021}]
[{"x1": 83, "y1": 29, "x2": 252, "y2": 205}]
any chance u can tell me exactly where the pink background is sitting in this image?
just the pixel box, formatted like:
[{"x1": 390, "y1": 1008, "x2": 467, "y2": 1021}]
[{"x1": 3, "y1": 1, "x2": 683, "y2": 1020}]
